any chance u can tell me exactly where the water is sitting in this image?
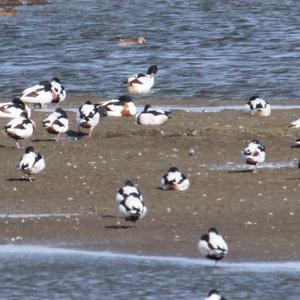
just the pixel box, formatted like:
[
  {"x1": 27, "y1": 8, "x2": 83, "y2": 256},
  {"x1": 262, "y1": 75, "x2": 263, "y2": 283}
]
[
  {"x1": 0, "y1": 246, "x2": 299, "y2": 300},
  {"x1": 1, "y1": 0, "x2": 300, "y2": 100}
]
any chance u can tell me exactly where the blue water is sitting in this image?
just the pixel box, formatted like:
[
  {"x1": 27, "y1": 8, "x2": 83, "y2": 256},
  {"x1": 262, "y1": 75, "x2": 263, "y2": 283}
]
[
  {"x1": 1, "y1": 0, "x2": 300, "y2": 100},
  {"x1": 0, "y1": 246, "x2": 299, "y2": 299}
]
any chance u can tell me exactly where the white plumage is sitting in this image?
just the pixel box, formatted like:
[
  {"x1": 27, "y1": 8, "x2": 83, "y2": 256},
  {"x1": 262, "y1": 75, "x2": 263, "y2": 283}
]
[
  {"x1": 4, "y1": 113, "x2": 35, "y2": 148},
  {"x1": 205, "y1": 289, "x2": 226, "y2": 300},
  {"x1": 198, "y1": 228, "x2": 228, "y2": 263},
  {"x1": 0, "y1": 98, "x2": 31, "y2": 119},
  {"x1": 136, "y1": 104, "x2": 171, "y2": 125},
  {"x1": 127, "y1": 65, "x2": 158, "y2": 94},
  {"x1": 161, "y1": 167, "x2": 190, "y2": 191},
  {"x1": 20, "y1": 77, "x2": 66, "y2": 107},
  {"x1": 43, "y1": 108, "x2": 69, "y2": 141},
  {"x1": 76, "y1": 101, "x2": 107, "y2": 137},
  {"x1": 97, "y1": 95, "x2": 136, "y2": 117},
  {"x1": 18, "y1": 146, "x2": 46, "y2": 182},
  {"x1": 242, "y1": 139, "x2": 266, "y2": 169},
  {"x1": 246, "y1": 95, "x2": 271, "y2": 116},
  {"x1": 116, "y1": 180, "x2": 143, "y2": 203},
  {"x1": 288, "y1": 118, "x2": 300, "y2": 128}
]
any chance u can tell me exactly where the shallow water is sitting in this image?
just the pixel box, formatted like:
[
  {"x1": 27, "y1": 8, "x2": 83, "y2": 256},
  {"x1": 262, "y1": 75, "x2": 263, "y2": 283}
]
[
  {"x1": 1, "y1": 0, "x2": 300, "y2": 100},
  {"x1": 0, "y1": 246, "x2": 299, "y2": 300}
]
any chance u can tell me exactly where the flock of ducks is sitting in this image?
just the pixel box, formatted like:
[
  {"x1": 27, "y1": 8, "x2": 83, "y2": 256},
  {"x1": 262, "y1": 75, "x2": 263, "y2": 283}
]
[{"x1": 1, "y1": 67, "x2": 298, "y2": 299}]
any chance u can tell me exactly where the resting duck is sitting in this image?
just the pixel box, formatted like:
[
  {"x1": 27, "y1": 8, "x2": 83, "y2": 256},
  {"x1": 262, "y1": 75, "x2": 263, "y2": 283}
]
[
  {"x1": 116, "y1": 180, "x2": 143, "y2": 203},
  {"x1": 136, "y1": 104, "x2": 171, "y2": 125},
  {"x1": 43, "y1": 108, "x2": 69, "y2": 142},
  {"x1": 4, "y1": 112, "x2": 35, "y2": 148},
  {"x1": 117, "y1": 192, "x2": 147, "y2": 223},
  {"x1": 17, "y1": 146, "x2": 45, "y2": 182},
  {"x1": 97, "y1": 95, "x2": 136, "y2": 117},
  {"x1": 20, "y1": 77, "x2": 66, "y2": 107},
  {"x1": 198, "y1": 228, "x2": 229, "y2": 264},
  {"x1": 0, "y1": 97, "x2": 31, "y2": 118},
  {"x1": 126, "y1": 65, "x2": 158, "y2": 94},
  {"x1": 242, "y1": 139, "x2": 266, "y2": 172},
  {"x1": 76, "y1": 101, "x2": 107, "y2": 137},
  {"x1": 246, "y1": 96, "x2": 271, "y2": 116},
  {"x1": 118, "y1": 36, "x2": 146, "y2": 46},
  {"x1": 205, "y1": 290, "x2": 226, "y2": 300},
  {"x1": 160, "y1": 167, "x2": 190, "y2": 191},
  {"x1": 288, "y1": 118, "x2": 300, "y2": 128}
]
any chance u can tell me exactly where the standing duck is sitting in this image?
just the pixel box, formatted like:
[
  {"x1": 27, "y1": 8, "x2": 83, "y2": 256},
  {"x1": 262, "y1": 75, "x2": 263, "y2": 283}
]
[
  {"x1": 0, "y1": 97, "x2": 31, "y2": 118},
  {"x1": 161, "y1": 167, "x2": 190, "y2": 191},
  {"x1": 97, "y1": 95, "x2": 136, "y2": 117},
  {"x1": 43, "y1": 108, "x2": 69, "y2": 142},
  {"x1": 246, "y1": 96, "x2": 271, "y2": 116},
  {"x1": 17, "y1": 146, "x2": 45, "y2": 182},
  {"x1": 136, "y1": 104, "x2": 171, "y2": 125},
  {"x1": 242, "y1": 139, "x2": 266, "y2": 172},
  {"x1": 4, "y1": 112, "x2": 35, "y2": 148},
  {"x1": 205, "y1": 289, "x2": 226, "y2": 300},
  {"x1": 126, "y1": 65, "x2": 158, "y2": 94}
]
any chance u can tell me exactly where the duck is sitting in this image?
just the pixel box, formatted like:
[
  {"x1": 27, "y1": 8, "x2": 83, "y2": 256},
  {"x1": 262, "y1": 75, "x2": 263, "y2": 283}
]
[
  {"x1": 17, "y1": 146, "x2": 45, "y2": 182},
  {"x1": 242, "y1": 139, "x2": 266, "y2": 172},
  {"x1": 117, "y1": 192, "x2": 147, "y2": 222},
  {"x1": 76, "y1": 101, "x2": 107, "y2": 137},
  {"x1": 20, "y1": 77, "x2": 66, "y2": 107},
  {"x1": 198, "y1": 228, "x2": 228, "y2": 264},
  {"x1": 288, "y1": 118, "x2": 300, "y2": 128},
  {"x1": 118, "y1": 36, "x2": 146, "y2": 46},
  {"x1": 97, "y1": 95, "x2": 136, "y2": 117},
  {"x1": 126, "y1": 65, "x2": 158, "y2": 94},
  {"x1": 4, "y1": 112, "x2": 35, "y2": 148},
  {"x1": 160, "y1": 167, "x2": 190, "y2": 191},
  {"x1": 116, "y1": 180, "x2": 143, "y2": 203},
  {"x1": 246, "y1": 95, "x2": 271, "y2": 116},
  {"x1": 205, "y1": 289, "x2": 226, "y2": 300},
  {"x1": 0, "y1": 7, "x2": 18, "y2": 17},
  {"x1": 43, "y1": 108, "x2": 69, "y2": 142},
  {"x1": 136, "y1": 104, "x2": 171, "y2": 125},
  {"x1": 0, "y1": 97, "x2": 31, "y2": 118}
]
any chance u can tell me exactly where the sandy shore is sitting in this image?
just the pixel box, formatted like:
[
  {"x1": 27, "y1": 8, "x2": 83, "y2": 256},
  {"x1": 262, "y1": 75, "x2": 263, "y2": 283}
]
[{"x1": 0, "y1": 98, "x2": 299, "y2": 262}]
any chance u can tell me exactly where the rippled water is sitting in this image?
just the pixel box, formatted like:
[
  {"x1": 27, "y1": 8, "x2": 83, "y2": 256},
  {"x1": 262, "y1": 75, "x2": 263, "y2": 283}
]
[
  {"x1": 0, "y1": 246, "x2": 299, "y2": 300},
  {"x1": 1, "y1": 0, "x2": 300, "y2": 100}
]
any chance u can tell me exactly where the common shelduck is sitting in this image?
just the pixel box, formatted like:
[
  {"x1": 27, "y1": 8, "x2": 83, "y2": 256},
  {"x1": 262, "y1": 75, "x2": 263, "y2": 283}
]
[
  {"x1": 20, "y1": 77, "x2": 66, "y2": 107},
  {"x1": 136, "y1": 104, "x2": 171, "y2": 125},
  {"x1": 288, "y1": 118, "x2": 300, "y2": 128},
  {"x1": 76, "y1": 101, "x2": 107, "y2": 137},
  {"x1": 4, "y1": 112, "x2": 35, "y2": 148},
  {"x1": 118, "y1": 36, "x2": 146, "y2": 46},
  {"x1": 43, "y1": 108, "x2": 69, "y2": 141},
  {"x1": 97, "y1": 95, "x2": 136, "y2": 117},
  {"x1": 17, "y1": 146, "x2": 45, "y2": 182},
  {"x1": 116, "y1": 180, "x2": 143, "y2": 203},
  {"x1": 242, "y1": 139, "x2": 266, "y2": 172},
  {"x1": 205, "y1": 289, "x2": 226, "y2": 300},
  {"x1": 117, "y1": 192, "x2": 147, "y2": 222},
  {"x1": 126, "y1": 65, "x2": 158, "y2": 94},
  {"x1": 0, "y1": 97, "x2": 31, "y2": 118},
  {"x1": 246, "y1": 96, "x2": 271, "y2": 116},
  {"x1": 198, "y1": 228, "x2": 228, "y2": 264},
  {"x1": 161, "y1": 167, "x2": 190, "y2": 191}
]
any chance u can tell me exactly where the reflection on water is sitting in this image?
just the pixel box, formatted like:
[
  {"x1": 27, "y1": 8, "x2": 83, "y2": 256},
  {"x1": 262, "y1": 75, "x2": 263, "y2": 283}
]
[
  {"x1": 0, "y1": 246, "x2": 299, "y2": 299},
  {"x1": 1, "y1": 1, "x2": 300, "y2": 100}
]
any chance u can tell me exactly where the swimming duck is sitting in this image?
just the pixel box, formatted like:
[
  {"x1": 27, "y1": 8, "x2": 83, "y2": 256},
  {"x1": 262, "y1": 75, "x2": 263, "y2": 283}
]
[
  {"x1": 198, "y1": 228, "x2": 228, "y2": 264},
  {"x1": 97, "y1": 95, "x2": 136, "y2": 117},
  {"x1": 17, "y1": 146, "x2": 45, "y2": 182},
  {"x1": 242, "y1": 139, "x2": 266, "y2": 172},
  {"x1": 117, "y1": 192, "x2": 147, "y2": 222},
  {"x1": 126, "y1": 65, "x2": 158, "y2": 94},
  {"x1": 160, "y1": 167, "x2": 190, "y2": 191},
  {"x1": 76, "y1": 101, "x2": 107, "y2": 137},
  {"x1": 20, "y1": 77, "x2": 66, "y2": 107},
  {"x1": 116, "y1": 180, "x2": 143, "y2": 203},
  {"x1": 246, "y1": 96, "x2": 271, "y2": 116},
  {"x1": 136, "y1": 104, "x2": 171, "y2": 125},
  {"x1": 288, "y1": 118, "x2": 300, "y2": 128},
  {"x1": 0, "y1": 97, "x2": 31, "y2": 118},
  {"x1": 43, "y1": 108, "x2": 69, "y2": 142},
  {"x1": 205, "y1": 289, "x2": 226, "y2": 300},
  {"x1": 118, "y1": 36, "x2": 146, "y2": 46},
  {"x1": 4, "y1": 112, "x2": 35, "y2": 148}
]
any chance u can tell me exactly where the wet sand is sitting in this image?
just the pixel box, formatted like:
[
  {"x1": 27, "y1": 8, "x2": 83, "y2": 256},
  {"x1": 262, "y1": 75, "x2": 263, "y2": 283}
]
[{"x1": 0, "y1": 98, "x2": 299, "y2": 262}]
